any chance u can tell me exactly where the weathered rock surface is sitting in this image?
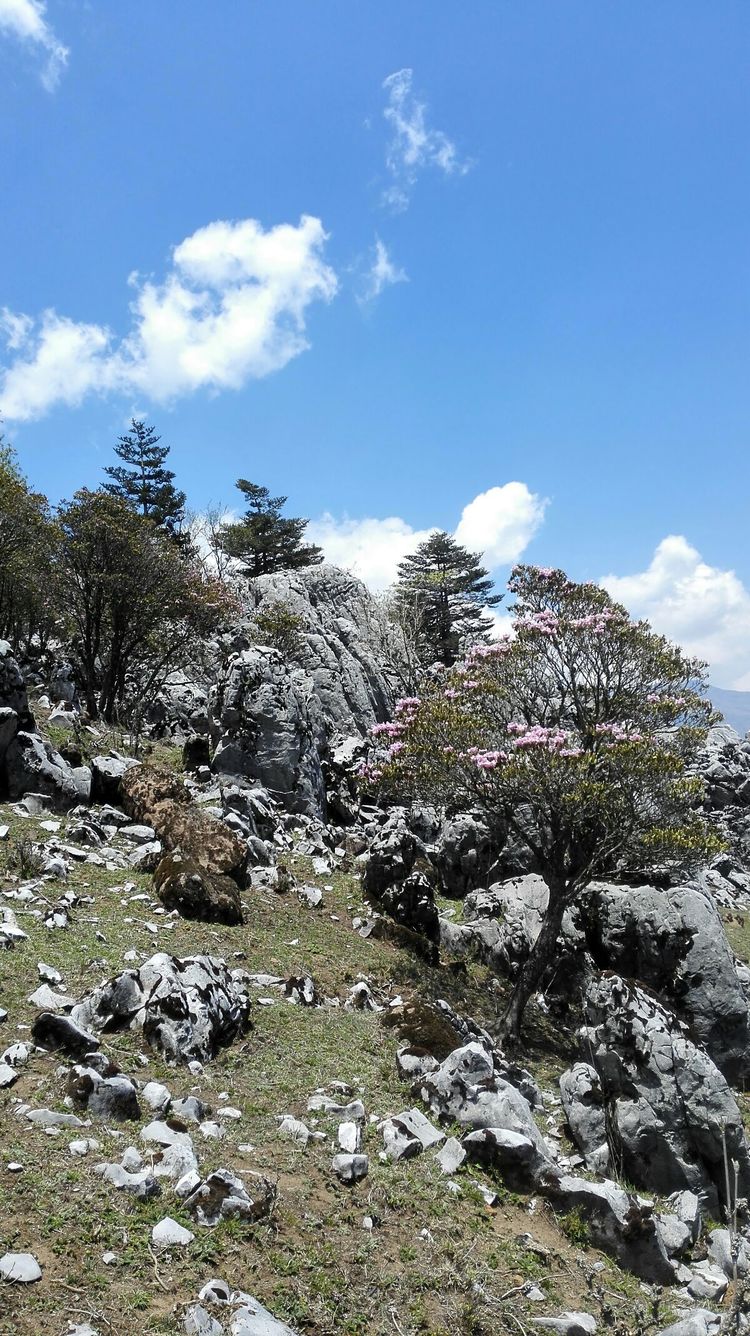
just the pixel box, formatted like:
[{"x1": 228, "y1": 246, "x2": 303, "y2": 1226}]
[
  {"x1": 579, "y1": 880, "x2": 750, "y2": 1082},
  {"x1": 89, "y1": 753, "x2": 139, "y2": 804},
  {"x1": 566, "y1": 973, "x2": 750, "y2": 1212},
  {"x1": 240, "y1": 565, "x2": 398, "y2": 736},
  {"x1": 70, "y1": 954, "x2": 251, "y2": 1063},
  {"x1": 5, "y1": 731, "x2": 91, "y2": 807},
  {"x1": 208, "y1": 566, "x2": 403, "y2": 817},
  {"x1": 210, "y1": 645, "x2": 328, "y2": 818},
  {"x1": 541, "y1": 1172, "x2": 674, "y2": 1283},
  {"x1": 183, "y1": 1169, "x2": 275, "y2": 1227}
]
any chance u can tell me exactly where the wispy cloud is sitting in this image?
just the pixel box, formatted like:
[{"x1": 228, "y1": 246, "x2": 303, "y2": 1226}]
[
  {"x1": 602, "y1": 536, "x2": 750, "y2": 690},
  {"x1": 0, "y1": 0, "x2": 69, "y2": 90},
  {"x1": 382, "y1": 68, "x2": 472, "y2": 211},
  {"x1": 358, "y1": 237, "x2": 408, "y2": 305},
  {"x1": 0, "y1": 215, "x2": 338, "y2": 420},
  {"x1": 307, "y1": 482, "x2": 547, "y2": 590}
]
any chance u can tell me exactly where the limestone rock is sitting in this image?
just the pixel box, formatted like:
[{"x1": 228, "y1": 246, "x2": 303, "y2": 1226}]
[
  {"x1": 152, "y1": 1217, "x2": 194, "y2": 1249},
  {"x1": 5, "y1": 731, "x2": 90, "y2": 808},
  {"x1": 0, "y1": 1251, "x2": 42, "y2": 1283},
  {"x1": 210, "y1": 645, "x2": 328, "y2": 818},
  {"x1": 576, "y1": 973, "x2": 750, "y2": 1213},
  {"x1": 183, "y1": 1169, "x2": 275, "y2": 1227},
  {"x1": 559, "y1": 1063, "x2": 609, "y2": 1174},
  {"x1": 70, "y1": 953, "x2": 251, "y2": 1063}
]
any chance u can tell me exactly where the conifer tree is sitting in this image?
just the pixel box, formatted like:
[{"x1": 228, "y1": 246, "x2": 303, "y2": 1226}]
[
  {"x1": 394, "y1": 530, "x2": 501, "y2": 666},
  {"x1": 219, "y1": 480, "x2": 323, "y2": 576},
  {"x1": 104, "y1": 420, "x2": 186, "y2": 537}
]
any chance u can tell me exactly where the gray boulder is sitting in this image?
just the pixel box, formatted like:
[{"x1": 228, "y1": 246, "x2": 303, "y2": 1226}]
[
  {"x1": 90, "y1": 754, "x2": 139, "y2": 805},
  {"x1": 429, "y1": 810, "x2": 505, "y2": 897},
  {"x1": 579, "y1": 881, "x2": 750, "y2": 1082},
  {"x1": 572, "y1": 973, "x2": 750, "y2": 1213},
  {"x1": 542, "y1": 1172, "x2": 675, "y2": 1283},
  {"x1": 5, "y1": 731, "x2": 90, "y2": 807},
  {"x1": 558, "y1": 1063, "x2": 610, "y2": 1174},
  {"x1": 70, "y1": 953, "x2": 251, "y2": 1064},
  {"x1": 419, "y1": 1042, "x2": 552, "y2": 1170},
  {"x1": 0, "y1": 641, "x2": 29, "y2": 719}
]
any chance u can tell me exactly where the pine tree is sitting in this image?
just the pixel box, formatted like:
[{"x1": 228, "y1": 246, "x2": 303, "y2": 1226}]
[
  {"x1": 104, "y1": 420, "x2": 186, "y2": 537},
  {"x1": 394, "y1": 531, "x2": 501, "y2": 666},
  {"x1": 219, "y1": 480, "x2": 323, "y2": 576}
]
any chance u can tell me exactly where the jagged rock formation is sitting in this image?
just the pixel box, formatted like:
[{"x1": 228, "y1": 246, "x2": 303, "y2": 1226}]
[
  {"x1": 442, "y1": 872, "x2": 750, "y2": 1082},
  {"x1": 71, "y1": 955, "x2": 252, "y2": 1064},
  {"x1": 241, "y1": 565, "x2": 399, "y2": 735},
  {"x1": 564, "y1": 974, "x2": 750, "y2": 1213},
  {"x1": 208, "y1": 566, "x2": 402, "y2": 817},
  {"x1": 0, "y1": 641, "x2": 90, "y2": 806}
]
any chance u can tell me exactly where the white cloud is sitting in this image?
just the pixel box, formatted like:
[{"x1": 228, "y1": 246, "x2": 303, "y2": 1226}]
[
  {"x1": 382, "y1": 68, "x2": 471, "y2": 211},
  {"x1": 358, "y1": 237, "x2": 408, "y2": 305},
  {"x1": 308, "y1": 481, "x2": 546, "y2": 591},
  {"x1": 307, "y1": 514, "x2": 434, "y2": 590},
  {"x1": 454, "y1": 483, "x2": 548, "y2": 567},
  {"x1": 0, "y1": 0, "x2": 69, "y2": 90},
  {"x1": 0, "y1": 215, "x2": 338, "y2": 420},
  {"x1": 602, "y1": 535, "x2": 750, "y2": 690}
]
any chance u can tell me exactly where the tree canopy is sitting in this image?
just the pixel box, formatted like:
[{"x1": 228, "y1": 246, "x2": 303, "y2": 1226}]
[
  {"x1": 394, "y1": 530, "x2": 501, "y2": 667},
  {"x1": 57, "y1": 489, "x2": 234, "y2": 723},
  {"x1": 104, "y1": 419, "x2": 186, "y2": 537},
  {"x1": 0, "y1": 440, "x2": 60, "y2": 655},
  {"x1": 364, "y1": 563, "x2": 720, "y2": 1039},
  {"x1": 218, "y1": 480, "x2": 323, "y2": 576}
]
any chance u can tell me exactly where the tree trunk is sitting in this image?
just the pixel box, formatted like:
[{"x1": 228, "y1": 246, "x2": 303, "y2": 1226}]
[{"x1": 501, "y1": 879, "x2": 570, "y2": 1044}]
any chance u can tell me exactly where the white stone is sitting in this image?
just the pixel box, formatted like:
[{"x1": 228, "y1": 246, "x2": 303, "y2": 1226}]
[
  {"x1": 151, "y1": 1217, "x2": 194, "y2": 1249},
  {"x1": 0, "y1": 1252, "x2": 42, "y2": 1283}
]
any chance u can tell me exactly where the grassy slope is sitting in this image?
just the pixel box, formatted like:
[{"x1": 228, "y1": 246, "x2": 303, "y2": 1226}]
[{"x1": 0, "y1": 783, "x2": 675, "y2": 1336}]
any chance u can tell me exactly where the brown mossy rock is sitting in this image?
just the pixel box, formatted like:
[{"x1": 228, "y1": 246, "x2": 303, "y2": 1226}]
[
  {"x1": 154, "y1": 852, "x2": 244, "y2": 925},
  {"x1": 157, "y1": 804, "x2": 246, "y2": 876},
  {"x1": 121, "y1": 764, "x2": 246, "y2": 877},
  {"x1": 120, "y1": 764, "x2": 190, "y2": 822},
  {"x1": 382, "y1": 997, "x2": 462, "y2": 1059}
]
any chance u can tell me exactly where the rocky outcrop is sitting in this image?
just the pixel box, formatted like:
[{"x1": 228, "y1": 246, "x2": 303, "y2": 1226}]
[
  {"x1": 565, "y1": 973, "x2": 750, "y2": 1213},
  {"x1": 241, "y1": 565, "x2": 399, "y2": 736},
  {"x1": 70, "y1": 954, "x2": 252, "y2": 1064},
  {"x1": 209, "y1": 645, "x2": 328, "y2": 817},
  {"x1": 444, "y1": 873, "x2": 750, "y2": 1082},
  {"x1": 5, "y1": 731, "x2": 91, "y2": 808},
  {"x1": 699, "y1": 723, "x2": 750, "y2": 811},
  {"x1": 580, "y1": 880, "x2": 750, "y2": 1082},
  {"x1": 207, "y1": 566, "x2": 405, "y2": 818}
]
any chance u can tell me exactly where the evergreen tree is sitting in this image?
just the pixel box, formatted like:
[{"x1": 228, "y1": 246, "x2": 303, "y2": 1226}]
[
  {"x1": 104, "y1": 420, "x2": 186, "y2": 537},
  {"x1": 219, "y1": 480, "x2": 323, "y2": 576},
  {"x1": 394, "y1": 531, "x2": 501, "y2": 666}
]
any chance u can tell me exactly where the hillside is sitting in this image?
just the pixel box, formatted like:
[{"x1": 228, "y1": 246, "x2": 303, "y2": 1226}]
[{"x1": 1, "y1": 568, "x2": 749, "y2": 1336}]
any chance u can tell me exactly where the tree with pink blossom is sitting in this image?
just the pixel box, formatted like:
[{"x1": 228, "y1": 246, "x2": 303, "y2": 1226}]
[{"x1": 363, "y1": 563, "x2": 721, "y2": 1041}]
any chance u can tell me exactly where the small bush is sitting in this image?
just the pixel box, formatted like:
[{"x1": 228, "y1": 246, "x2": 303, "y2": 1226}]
[
  {"x1": 7, "y1": 835, "x2": 45, "y2": 878},
  {"x1": 559, "y1": 1206, "x2": 590, "y2": 1247},
  {"x1": 253, "y1": 601, "x2": 305, "y2": 657}
]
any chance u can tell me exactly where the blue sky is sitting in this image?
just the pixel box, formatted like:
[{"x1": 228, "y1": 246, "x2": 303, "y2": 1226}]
[{"x1": 1, "y1": 2, "x2": 749, "y2": 685}]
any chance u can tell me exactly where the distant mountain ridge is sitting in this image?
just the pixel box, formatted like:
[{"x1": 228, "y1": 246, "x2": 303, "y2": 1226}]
[{"x1": 709, "y1": 686, "x2": 750, "y2": 737}]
